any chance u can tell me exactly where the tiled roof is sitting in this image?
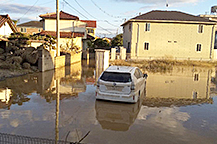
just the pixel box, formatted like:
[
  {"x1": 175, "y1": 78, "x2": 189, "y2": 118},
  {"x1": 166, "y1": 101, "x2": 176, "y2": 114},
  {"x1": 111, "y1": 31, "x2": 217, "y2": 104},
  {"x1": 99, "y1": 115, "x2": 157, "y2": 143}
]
[
  {"x1": 80, "y1": 20, "x2": 97, "y2": 28},
  {"x1": 0, "y1": 14, "x2": 17, "y2": 33},
  {"x1": 39, "y1": 11, "x2": 79, "y2": 20},
  {"x1": 17, "y1": 21, "x2": 43, "y2": 28},
  {"x1": 122, "y1": 10, "x2": 216, "y2": 25},
  {"x1": 40, "y1": 30, "x2": 84, "y2": 38}
]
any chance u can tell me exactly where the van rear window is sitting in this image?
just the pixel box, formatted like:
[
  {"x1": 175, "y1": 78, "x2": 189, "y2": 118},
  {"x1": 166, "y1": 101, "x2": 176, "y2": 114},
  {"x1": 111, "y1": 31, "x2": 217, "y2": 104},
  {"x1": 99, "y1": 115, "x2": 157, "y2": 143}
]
[{"x1": 100, "y1": 72, "x2": 132, "y2": 83}]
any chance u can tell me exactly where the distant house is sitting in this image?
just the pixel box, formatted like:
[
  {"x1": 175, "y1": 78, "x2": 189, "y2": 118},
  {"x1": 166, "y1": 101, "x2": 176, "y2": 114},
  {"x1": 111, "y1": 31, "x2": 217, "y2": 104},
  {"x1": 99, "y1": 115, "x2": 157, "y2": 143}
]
[
  {"x1": 0, "y1": 14, "x2": 17, "y2": 48},
  {"x1": 121, "y1": 10, "x2": 217, "y2": 60},
  {"x1": 17, "y1": 21, "x2": 43, "y2": 35},
  {"x1": 39, "y1": 11, "x2": 96, "y2": 51},
  {"x1": 80, "y1": 20, "x2": 97, "y2": 36}
]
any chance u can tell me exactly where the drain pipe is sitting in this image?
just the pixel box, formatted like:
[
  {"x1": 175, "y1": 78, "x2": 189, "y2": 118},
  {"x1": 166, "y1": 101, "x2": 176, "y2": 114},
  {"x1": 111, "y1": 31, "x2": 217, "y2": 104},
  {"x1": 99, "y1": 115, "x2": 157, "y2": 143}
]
[
  {"x1": 210, "y1": 25, "x2": 215, "y2": 59},
  {"x1": 136, "y1": 23, "x2": 140, "y2": 58}
]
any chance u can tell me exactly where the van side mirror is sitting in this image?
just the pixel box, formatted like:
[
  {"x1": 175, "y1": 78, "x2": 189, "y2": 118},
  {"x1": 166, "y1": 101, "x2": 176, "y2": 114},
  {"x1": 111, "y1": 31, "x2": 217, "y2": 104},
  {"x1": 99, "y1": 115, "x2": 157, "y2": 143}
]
[{"x1": 143, "y1": 73, "x2": 148, "y2": 78}]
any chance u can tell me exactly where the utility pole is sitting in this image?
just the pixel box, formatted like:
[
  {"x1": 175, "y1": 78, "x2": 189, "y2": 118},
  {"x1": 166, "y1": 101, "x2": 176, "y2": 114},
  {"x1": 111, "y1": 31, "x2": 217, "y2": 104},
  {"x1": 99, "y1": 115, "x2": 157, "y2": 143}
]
[
  {"x1": 56, "y1": 0, "x2": 60, "y2": 57},
  {"x1": 55, "y1": 1, "x2": 60, "y2": 143}
]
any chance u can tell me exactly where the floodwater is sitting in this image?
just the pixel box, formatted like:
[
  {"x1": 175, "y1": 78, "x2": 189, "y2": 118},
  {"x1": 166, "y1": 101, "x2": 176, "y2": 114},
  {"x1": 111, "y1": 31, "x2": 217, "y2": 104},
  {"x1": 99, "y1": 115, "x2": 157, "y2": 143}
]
[{"x1": 0, "y1": 61, "x2": 217, "y2": 144}]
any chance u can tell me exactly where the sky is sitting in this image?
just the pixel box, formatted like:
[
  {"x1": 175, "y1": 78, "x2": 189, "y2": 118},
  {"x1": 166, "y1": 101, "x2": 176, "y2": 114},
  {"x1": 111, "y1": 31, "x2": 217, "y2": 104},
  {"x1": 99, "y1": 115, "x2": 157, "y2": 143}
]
[{"x1": 0, "y1": 0, "x2": 216, "y2": 37}]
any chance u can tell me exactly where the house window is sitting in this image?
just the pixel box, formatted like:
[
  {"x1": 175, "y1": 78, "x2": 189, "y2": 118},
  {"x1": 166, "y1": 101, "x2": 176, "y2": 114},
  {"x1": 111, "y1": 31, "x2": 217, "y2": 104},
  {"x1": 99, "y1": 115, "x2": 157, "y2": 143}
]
[
  {"x1": 144, "y1": 42, "x2": 149, "y2": 50},
  {"x1": 129, "y1": 23, "x2": 132, "y2": 31},
  {"x1": 198, "y1": 25, "x2": 203, "y2": 33},
  {"x1": 145, "y1": 23, "x2": 150, "y2": 31},
  {"x1": 88, "y1": 29, "x2": 94, "y2": 33},
  {"x1": 21, "y1": 28, "x2": 26, "y2": 32},
  {"x1": 196, "y1": 44, "x2": 201, "y2": 52},
  {"x1": 194, "y1": 73, "x2": 199, "y2": 81}
]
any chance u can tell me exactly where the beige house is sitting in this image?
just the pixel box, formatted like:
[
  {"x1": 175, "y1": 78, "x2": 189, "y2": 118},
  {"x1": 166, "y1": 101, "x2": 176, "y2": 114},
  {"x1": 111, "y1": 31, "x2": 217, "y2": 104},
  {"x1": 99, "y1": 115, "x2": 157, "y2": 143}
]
[
  {"x1": 39, "y1": 11, "x2": 96, "y2": 51},
  {"x1": 80, "y1": 20, "x2": 97, "y2": 37},
  {"x1": 17, "y1": 21, "x2": 43, "y2": 35},
  {"x1": 122, "y1": 10, "x2": 217, "y2": 60}
]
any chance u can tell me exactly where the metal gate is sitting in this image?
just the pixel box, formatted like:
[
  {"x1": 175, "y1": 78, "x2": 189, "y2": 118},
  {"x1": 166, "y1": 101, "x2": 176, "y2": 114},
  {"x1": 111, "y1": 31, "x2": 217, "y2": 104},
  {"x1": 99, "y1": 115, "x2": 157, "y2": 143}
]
[{"x1": 0, "y1": 132, "x2": 74, "y2": 144}]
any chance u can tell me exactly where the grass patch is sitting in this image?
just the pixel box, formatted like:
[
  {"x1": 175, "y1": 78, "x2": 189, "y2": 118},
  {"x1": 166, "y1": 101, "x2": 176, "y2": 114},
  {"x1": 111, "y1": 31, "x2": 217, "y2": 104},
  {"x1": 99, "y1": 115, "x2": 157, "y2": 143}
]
[{"x1": 110, "y1": 59, "x2": 216, "y2": 73}]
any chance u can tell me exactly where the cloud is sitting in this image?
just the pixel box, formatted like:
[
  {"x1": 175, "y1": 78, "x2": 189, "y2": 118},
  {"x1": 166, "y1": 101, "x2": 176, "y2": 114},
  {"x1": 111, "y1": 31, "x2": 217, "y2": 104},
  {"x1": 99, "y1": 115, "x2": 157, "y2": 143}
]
[
  {"x1": 114, "y1": 0, "x2": 199, "y2": 5},
  {"x1": 0, "y1": 3, "x2": 51, "y2": 14},
  {"x1": 119, "y1": 0, "x2": 200, "y2": 17},
  {"x1": 137, "y1": 107, "x2": 190, "y2": 134}
]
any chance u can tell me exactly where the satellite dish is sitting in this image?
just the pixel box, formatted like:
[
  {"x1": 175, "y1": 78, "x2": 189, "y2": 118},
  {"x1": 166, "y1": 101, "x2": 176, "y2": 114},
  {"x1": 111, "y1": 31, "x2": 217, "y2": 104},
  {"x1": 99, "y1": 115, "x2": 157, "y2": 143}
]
[{"x1": 211, "y1": 6, "x2": 217, "y2": 13}]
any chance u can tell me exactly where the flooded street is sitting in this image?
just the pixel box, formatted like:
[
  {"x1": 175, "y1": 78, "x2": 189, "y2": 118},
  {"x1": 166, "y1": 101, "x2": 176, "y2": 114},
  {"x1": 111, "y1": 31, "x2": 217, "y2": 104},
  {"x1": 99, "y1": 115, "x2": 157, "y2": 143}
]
[{"x1": 0, "y1": 62, "x2": 217, "y2": 144}]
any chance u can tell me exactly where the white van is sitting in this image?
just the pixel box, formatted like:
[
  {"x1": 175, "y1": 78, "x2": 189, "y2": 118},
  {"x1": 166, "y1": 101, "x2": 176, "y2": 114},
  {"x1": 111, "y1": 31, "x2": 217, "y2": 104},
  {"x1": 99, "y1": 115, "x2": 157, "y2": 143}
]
[{"x1": 96, "y1": 66, "x2": 147, "y2": 103}]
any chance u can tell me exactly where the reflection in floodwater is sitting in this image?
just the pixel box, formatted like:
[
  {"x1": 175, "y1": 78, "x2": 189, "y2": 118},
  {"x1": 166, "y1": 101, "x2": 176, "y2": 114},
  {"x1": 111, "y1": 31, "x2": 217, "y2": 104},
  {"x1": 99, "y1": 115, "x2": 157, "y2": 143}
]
[
  {"x1": 143, "y1": 67, "x2": 213, "y2": 107},
  {"x1": 95, "y1": 100, "x2": 142, "y2": 131},
  {"x1": 95, "y1": 91, "x2": 144, "y2": 131},
  {"x1": 0, "y1": 62, "x2": 90, "y2": 106},
  {"x1": 0, "y1": 88, "x2": 12, "y2": 109},
  {"x1": 0, "y1": 61, "x2": 95, "y2": 143},
  {"x1": 0, "y1": 63, "x2": 217, "y2": 143}
]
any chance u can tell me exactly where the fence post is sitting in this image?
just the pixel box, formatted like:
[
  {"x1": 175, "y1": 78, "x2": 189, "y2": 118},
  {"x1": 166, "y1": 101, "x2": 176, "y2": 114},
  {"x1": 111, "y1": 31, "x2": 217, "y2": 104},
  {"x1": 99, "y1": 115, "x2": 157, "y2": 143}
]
[
  {"x1": 95, "y1": 49, "x2": 110, "y2": 82},
  {"x1": 120, "y1": 46, "x2": 126, "y2": 60},
  {"x1": 111, "y1": 48, "x2": 116, "y2": 60}
]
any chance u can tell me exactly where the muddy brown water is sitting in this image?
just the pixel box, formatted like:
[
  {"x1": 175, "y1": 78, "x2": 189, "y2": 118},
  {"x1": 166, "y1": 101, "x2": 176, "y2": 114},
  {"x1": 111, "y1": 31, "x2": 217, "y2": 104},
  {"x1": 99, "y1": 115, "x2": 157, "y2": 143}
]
[{"x1": 0, "y1": 62, "x2": 216, "y2": 144}]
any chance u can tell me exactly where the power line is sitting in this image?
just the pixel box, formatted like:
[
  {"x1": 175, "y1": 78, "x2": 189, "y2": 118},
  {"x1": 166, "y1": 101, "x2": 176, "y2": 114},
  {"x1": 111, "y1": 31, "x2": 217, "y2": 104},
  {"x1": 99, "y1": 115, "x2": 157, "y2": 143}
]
[
  {"x1": 63, "y1": 0, "x2": 88, "y2": 19},
  {"x1": 97, "y1": 25, "x2": 114, "y2": 34},
  {"x1": 18, "y1": 0, "x2": 39, "y2": 21},
  {"x1": 90, "y1": 0, "x2": 123, "y2": 18},
  {"x1": 74, "y1": 0, "x2": 97, "y2": 19},
  {"x1": 73, "y1": 0, "x2": 119, "y2": 27},
  {"x1": 63, "y1": 0, "x2": 114, "y2": 34}
]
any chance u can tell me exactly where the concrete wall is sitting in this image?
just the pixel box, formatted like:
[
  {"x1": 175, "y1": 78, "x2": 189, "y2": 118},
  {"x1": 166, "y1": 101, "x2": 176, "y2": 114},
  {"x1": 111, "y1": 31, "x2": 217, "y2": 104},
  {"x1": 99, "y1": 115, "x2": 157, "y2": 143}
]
[
  {"x1": 38, "y1": 48, "x2": 55, "y2": 72},
  {"x1": 59, "y1": 37, "x2": 82, "y2": 51},
  {"x1": 65, "y1": 52, "x2": 81, "y2": 65},
  {"x1": 55, "y1": 55, "x2": 66, "y2": 69},
  {"x1": 0, "y1": 22, "x2": 13, "y2": 37},
  {"x1": 123, "y1": 21, "x2": 216, "y2": 60}
]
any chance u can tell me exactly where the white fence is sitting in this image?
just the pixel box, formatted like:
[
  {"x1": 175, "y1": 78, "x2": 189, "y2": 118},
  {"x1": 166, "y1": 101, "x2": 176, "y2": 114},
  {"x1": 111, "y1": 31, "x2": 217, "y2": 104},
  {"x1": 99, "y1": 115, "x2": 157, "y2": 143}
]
[{"x1": 110, "y1": 47, "x2": 126, "y2": 60}]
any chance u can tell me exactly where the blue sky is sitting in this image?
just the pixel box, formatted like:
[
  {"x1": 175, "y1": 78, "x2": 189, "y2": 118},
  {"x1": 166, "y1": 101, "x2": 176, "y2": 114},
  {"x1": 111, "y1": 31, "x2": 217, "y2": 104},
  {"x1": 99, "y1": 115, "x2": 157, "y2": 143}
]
[{"x1": 0, "y1": 0, "x2": 216, "y2": 37}]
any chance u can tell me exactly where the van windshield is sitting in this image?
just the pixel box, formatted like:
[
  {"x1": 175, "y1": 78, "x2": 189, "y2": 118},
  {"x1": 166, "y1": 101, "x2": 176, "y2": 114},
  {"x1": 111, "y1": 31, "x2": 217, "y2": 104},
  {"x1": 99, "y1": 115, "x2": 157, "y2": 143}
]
[{"x1": 100, "y1": 72, "x2": 132, "y2": 83}]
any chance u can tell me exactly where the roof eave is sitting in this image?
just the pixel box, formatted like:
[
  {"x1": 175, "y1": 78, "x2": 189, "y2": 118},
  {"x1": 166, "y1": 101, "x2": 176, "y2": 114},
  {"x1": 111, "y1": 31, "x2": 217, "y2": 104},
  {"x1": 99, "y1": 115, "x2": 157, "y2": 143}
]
[{"x1": 121, "y1": 19, "x2": 216, "y2": 26}]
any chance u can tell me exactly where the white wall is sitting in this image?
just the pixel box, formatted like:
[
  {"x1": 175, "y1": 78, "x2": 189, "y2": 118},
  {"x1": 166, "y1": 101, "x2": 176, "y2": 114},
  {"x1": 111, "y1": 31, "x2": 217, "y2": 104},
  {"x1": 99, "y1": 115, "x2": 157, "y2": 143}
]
[
  {"x1": 44, "y1": 19, "x2": 86, "y2": 33},
  {"x1": 0, "y1": 22, "x2": 13, "y2": 36}
]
